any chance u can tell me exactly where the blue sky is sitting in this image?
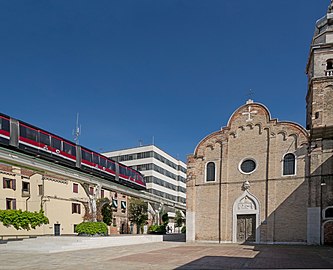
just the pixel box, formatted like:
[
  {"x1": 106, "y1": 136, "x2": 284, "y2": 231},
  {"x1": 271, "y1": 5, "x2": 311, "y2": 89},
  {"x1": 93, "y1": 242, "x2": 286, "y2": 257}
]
[{"x1": 0, "y1": 0, "x2": 328, "y2": 162}]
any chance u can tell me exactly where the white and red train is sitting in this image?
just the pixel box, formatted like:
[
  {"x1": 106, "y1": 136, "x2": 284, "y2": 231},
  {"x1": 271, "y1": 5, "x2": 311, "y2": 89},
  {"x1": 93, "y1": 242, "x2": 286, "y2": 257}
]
[{"x1": 0, "y1": 113, "x2": 146, "y2": 190}]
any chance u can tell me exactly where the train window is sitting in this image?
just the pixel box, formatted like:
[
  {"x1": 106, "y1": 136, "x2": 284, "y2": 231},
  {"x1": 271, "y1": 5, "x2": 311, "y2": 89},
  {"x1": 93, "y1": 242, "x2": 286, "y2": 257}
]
[
  {"x1": 92, "y1": 154, "x2": 99, "y2": 165},
  {"x1": 20, "y1": 126, "x2": 38, "y2": 141},
  {"x1": 99, "y1": 157, "x2": 107, "y2": 168},
  {"x1": 0, "y1": 118, "x2": 9, "y2": 131},
  {"x1": 81, "y1": 150, "x2": 92, "y2": 162},
  {"x1": 63, "y1": 142, "x2": 76, "y2": 156},
  {"x1": 51, "y1": 137, "x2": 61, "y2": 150},
  {"x1": 39, "y1": 132, "x2": 50, "y2": 145},
  {"x1": 119, "y1": 166, "x2": 127, "y2": 176},
  {"x1": 19, "y1": 125, "x2": 26, "y2": 137},
  {"x1": 107, "y1": 160, "x2": 115, "y2": 171}
]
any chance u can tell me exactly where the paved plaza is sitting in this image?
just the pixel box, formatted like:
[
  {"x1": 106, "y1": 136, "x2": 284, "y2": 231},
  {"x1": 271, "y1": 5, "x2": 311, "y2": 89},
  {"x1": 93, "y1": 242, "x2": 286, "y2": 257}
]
[{"x1": 1, "y1": 237, "x2": 333, "y2": 269}]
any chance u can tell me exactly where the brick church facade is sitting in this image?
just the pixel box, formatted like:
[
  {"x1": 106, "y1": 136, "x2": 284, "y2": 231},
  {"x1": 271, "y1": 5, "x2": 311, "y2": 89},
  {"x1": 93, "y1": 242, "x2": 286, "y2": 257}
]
[{"x1": 186, "y1": 2, "x2": 333, "y2": 245}]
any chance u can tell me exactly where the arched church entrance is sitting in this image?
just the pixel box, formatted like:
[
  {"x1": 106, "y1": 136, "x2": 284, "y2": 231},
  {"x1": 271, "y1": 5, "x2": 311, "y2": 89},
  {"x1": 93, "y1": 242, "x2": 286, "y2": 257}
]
[{"x1": 233, "y1": 187, "x2": 260, "y2": 243}]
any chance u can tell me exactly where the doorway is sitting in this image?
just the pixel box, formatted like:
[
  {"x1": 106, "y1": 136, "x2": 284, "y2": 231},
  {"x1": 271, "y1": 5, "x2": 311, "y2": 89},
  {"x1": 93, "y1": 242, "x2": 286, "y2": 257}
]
[
  {"x1": 237, "y1": 214, "x2": 256, "y2": 242},
  {"x1": 323, "y1": 221, "x2": 333, "y2": 245},
  {"x1": 54, "y1": 224, "x2": 61, "y2": 236}
]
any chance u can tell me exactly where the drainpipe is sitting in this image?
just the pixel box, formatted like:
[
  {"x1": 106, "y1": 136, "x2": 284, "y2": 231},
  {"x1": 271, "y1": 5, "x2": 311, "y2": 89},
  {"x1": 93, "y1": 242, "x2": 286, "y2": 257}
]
[
  {"x1": 218, "y1": 141, "x2": 224, "y2": 244},
  {"x1": 25, "y1": 195, "x2": 31, "y2": 211},
  {"x1": 265, "y1": 128, "x2": 271, "y2": 241},
  {"x1": 41, "y1": 176, "x2": 45, "y2": 210}
]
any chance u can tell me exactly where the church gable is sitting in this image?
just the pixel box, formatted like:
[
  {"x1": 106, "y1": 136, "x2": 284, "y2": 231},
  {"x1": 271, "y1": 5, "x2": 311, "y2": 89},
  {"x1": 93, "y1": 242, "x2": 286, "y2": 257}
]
[
  {"x1": 227, "y1": 100, "x2": 308, "y2": 144},
  {"x1": 187, "y1": 99, "x2": 310, "y2": 244}
]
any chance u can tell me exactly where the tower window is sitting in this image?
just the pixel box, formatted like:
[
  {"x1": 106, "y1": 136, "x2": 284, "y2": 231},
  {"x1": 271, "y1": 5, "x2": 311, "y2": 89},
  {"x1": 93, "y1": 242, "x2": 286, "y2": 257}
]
[
  {"x1": 315, "y1": 112, "x2": 320, "y2": 119},
  {"x1": 325, "y1": 208, "x2": 333, "y2": 219},
  {"x1": 206, "y1": 162, "x2": 216, "y2": 182},
  {"x1": 283, "y1": 153, "x2": 296, "y2": 175},
  {"x1": 326, "y1": 59, "x2": 333, "y2": 70}
]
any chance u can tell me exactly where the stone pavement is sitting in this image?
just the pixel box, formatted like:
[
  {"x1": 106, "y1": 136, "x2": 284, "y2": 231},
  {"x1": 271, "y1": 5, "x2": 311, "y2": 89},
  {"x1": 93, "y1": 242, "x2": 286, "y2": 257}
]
[{"x1": 1, "y1": 238, "x2": 333, "y2": 270}]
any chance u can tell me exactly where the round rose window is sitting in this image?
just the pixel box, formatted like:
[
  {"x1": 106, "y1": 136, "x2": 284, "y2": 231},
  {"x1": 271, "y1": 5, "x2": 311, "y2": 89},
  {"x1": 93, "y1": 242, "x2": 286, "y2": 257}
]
[{"x1": 240, "y1": 159, "x2": 256, "y2": 174}]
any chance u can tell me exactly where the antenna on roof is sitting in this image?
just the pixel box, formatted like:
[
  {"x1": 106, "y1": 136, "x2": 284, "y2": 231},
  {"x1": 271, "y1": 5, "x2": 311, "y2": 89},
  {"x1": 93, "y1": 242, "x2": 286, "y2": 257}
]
[{"x1": 73, "y1": 113, "x2": 81, "y2": 145}]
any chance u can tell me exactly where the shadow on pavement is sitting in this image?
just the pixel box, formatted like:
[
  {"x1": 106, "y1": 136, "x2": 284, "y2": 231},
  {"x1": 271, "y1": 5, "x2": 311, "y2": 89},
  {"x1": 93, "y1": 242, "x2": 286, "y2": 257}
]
[
  {"x1": 163, "y1": 233, "x2": 186, "y2": 242},
  {"x1": 175, "y1": 244, "x2": 333, "y2": 269}
]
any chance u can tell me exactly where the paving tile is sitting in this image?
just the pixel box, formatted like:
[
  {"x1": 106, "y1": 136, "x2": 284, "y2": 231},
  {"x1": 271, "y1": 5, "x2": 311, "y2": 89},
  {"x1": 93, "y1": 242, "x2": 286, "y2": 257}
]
[{"x1": 1, "y1": 238, "x2": 333, "y2": 270}]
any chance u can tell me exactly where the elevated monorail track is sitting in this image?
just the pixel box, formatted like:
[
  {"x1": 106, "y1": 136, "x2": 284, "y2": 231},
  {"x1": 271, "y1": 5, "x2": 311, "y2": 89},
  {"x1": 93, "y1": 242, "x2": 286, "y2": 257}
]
[{"x1": 0, "y1": 146, "x2": 185, "y2": 210}]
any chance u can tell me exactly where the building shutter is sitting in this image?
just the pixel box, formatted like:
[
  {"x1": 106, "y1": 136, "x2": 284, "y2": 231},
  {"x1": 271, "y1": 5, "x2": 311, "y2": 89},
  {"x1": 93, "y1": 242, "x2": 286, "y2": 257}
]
[
  {"x1": 13, "y1": 199, "x2": 16, "y2": 210},
  {"x1": 12, "y1": 179, "x2": 16, "y2": 190},
  {"x1": 121, "y1": 201, "x2": 126, "y2": 209}
]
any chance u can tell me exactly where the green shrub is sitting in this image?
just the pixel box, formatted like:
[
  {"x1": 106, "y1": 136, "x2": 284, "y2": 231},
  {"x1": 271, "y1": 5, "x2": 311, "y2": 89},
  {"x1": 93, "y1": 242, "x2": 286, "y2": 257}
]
[
  {"x1": 0, "y1": 210, "x2": 49, "y2": 230},
  {"x1": 181, "y1": 226, "x2": 186, "y2": 234},
  {"x1": 148, "y1": 224, "x2": 166, "y2": 234},
  {"x1": 75, "y1": 222, "x2": 108, "y2": 236}
]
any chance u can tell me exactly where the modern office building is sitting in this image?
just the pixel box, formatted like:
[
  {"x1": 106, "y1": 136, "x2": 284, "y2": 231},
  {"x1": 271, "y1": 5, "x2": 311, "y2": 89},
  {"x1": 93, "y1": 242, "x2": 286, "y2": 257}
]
[{"x1": 103, "y1": 145, "x2": 186, "y2": 229}]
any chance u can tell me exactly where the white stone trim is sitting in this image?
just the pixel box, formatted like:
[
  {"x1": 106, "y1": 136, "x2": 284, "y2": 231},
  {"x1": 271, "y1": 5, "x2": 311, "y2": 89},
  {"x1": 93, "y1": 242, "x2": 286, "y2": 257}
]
[
  {"x1": 204, "y1": 161, "x2": 217, "y2": 182},
  {"x1": 281, "y1": 152, "x2": 297, "y2": 177},
  {"x1": 186, "y1": 211, "x2": 195, "y2": 242},
  {"x1": 232, "y1": 190, "x2": 260, "y2": 243},
  {"x1": 307, "y1": 207, "x2": 321, "y2": 245},
  {"x1": 322, "y1": 206, "x2": 333, "y2": 220},
  {"x1": 238, "y1": 157, "x2": 257, "y2": 175}
]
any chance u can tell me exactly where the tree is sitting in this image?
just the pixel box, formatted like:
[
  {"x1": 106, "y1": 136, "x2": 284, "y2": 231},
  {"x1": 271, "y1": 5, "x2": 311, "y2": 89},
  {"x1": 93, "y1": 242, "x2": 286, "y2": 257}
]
[
  {"x1": 161, "y1": 212, "x2": 169, "y2": 225},
  {"x1": 0, "y1": 210, "x2": 49, "y2": 230},
  {"x1": 101, "y1": 201, "x2": 112, "y2": 226},
  {"x1": 128, "y1": 198, "x2": 148, "y2": 234},
  {"x1": 175, "y1": 210, "x2": 185, "y2": 233},
  {"x1": 81, "y1": 183, "x2": 98, "y2": 222}
]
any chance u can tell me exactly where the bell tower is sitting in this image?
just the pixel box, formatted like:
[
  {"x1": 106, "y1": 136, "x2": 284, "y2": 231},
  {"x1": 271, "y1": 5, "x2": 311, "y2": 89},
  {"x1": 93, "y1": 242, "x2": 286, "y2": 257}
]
[
  {"x1": 306, "y1": 1, "x2": 333, "y2": 245},
  {"x1": 306, "y1": 0, "x2": 333, "y2": 135}
]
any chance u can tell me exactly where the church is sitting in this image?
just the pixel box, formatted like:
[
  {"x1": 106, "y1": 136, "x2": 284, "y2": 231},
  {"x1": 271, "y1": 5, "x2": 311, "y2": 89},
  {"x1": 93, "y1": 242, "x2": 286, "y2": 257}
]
[{"x1": 186, "y1": 2, "x2": 333, "y2": 245}]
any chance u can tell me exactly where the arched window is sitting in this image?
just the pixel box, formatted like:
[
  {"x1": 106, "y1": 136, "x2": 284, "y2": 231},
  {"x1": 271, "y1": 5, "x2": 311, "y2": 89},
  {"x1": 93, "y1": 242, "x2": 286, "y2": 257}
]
[
  {"x1": 325, "y1": 207, "x2": 333, "y2": 219},
  {"x1": 327, "y1": 59, "x2": 333, "y2": 70},
  {"x1": 283, "y1": 153, "x2": 296, "y2": 175},
  {"x1": 206, "y1": 162, "x2": 215, "y2": 182}
]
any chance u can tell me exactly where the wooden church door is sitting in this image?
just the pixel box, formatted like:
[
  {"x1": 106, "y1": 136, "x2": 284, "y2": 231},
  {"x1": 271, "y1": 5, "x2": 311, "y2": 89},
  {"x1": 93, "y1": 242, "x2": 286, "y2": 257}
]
[{"x1": 237, "y1": 214, "x2": 256, "y2": 242}]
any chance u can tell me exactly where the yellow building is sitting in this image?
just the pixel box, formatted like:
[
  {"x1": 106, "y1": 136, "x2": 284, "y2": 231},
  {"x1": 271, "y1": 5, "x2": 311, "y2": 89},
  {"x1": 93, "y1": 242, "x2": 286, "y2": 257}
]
[{"x1": 0, "y1": 163, "x2": 130, "y2": 237}]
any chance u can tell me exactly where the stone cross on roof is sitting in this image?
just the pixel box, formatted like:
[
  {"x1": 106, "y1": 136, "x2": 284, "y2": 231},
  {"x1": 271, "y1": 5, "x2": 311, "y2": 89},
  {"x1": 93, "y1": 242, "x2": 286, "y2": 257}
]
[{"x1": 242, "y1": 105, "x2": 258, "y2": 122}]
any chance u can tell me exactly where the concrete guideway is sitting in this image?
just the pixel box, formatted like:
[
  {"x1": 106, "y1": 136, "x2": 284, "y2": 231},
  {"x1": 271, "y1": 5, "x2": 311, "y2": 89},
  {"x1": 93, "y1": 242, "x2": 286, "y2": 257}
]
[
  {"x1": 1, "y1": 237, "x2": 333, "y2": 270},
  {"x1": 0, "y1": 146, "x2": 185, "y2": 210}
]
